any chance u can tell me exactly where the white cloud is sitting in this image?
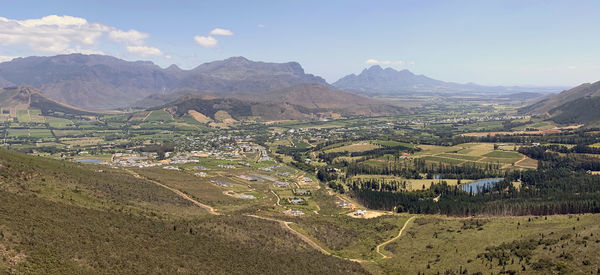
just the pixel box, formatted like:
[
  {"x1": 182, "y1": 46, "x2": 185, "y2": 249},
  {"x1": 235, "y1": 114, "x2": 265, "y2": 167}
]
[
  {"x1": 365, "y1": 59, "x2": 410, "y2": 66},
  {"x1": 126, "y1": 46, "x2": 162, "y2": 56},
  {"x1": 210, "y1": 28, "x2": 233, "y2": 36},
  {"x1": 194, "y1": 35, "x2": 218, "y2": 48},
  {"x1": 0, "y1": 15, "x2": 163, "y2": 57},
  {"x1": 109, "y1": 29, "x2": 148, "y2": 45},
  {"x1": 195, "y1": 28, "x2": 234, "y2": 48},
  {"x1": 258, "y1": 24, "x2": 265, "y2": 28},
  {"x1": 19, "y1": 15, "x2": 88, "y2": 27},
  {"x1": 567, "y1": 66, "x2": 577, "y2": 70}
]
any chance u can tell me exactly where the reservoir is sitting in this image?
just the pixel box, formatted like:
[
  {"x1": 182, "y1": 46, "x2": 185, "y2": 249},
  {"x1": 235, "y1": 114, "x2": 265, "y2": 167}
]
[{"x1": 461, "y1": 178, "x2": 504, "y2": 194}]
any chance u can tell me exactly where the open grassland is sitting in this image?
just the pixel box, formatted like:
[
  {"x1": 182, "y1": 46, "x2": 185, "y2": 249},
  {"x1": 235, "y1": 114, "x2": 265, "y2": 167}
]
[
  {"x1": 513, "y1": 120, "x2": 557, "y2": 130},
  {"x1": 59, "y1": 137, "x2": 103, "y2": 146},
  {"x1": 45, "y1": 117, "x2": 73, "y2": 128},
  {"x1": 291, "y1": 215, "x2": 411, "y2": 260},
  {"x1": 369, "y1": 214, "x2": 600, "y2": 274},
  {"x1": 133, "y1": 168, "x2": 250, "y2": 212},
  {"x1": 7, "y1": 129, "x2": 30, "y2": 137},
  {"x1": 0, "y1": 192, "x2": 365, "y2": 274}
]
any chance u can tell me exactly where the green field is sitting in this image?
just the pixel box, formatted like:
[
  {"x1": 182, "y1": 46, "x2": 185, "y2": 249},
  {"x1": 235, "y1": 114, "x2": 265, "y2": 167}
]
[
  {"x1": 145, "y1": 110, "x2": 174, "y2": 122},
  {"x1": 46, "y1": 117, "x2": 74, "y2": 128}
]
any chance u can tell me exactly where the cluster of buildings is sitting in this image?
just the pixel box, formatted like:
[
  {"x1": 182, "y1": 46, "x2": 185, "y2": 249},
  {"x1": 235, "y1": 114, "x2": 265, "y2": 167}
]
[
  {"x1": 273, "y1": 181, "x2": 290, "y2": 188},
  {"x1": 284, "y1": 209, "x2": 305, "y2": 216},
  {"x1": 210, "y1": 180, "x2": 232, "y2": 187}
]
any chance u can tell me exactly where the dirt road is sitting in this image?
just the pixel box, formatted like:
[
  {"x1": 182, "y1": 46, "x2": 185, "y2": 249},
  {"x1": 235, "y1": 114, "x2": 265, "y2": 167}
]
[
  {"x1": 375, "y1": 216, "x2": 416, "y2": 258},
  {"x1": 245, "y1": 214, "x2": 368, "y2": 263},
  {"x1": 128, "y1": 170, "x2": 219, "y2": 215}
]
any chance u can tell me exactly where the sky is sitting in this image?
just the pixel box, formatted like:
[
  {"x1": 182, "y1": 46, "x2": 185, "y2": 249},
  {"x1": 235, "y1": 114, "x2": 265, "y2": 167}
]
[{"x1": 1, "y1": 0, "x2": 599, "y2": 87}]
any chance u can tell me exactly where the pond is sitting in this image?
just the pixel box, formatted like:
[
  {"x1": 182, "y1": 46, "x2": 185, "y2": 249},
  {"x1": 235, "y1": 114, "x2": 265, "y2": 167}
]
[
  {"x1": 461, "y1": 178, "x2": 504, "y2": 194},
  {"x1": 76, "y1": 158, "x2": 103, "y2": 163}
]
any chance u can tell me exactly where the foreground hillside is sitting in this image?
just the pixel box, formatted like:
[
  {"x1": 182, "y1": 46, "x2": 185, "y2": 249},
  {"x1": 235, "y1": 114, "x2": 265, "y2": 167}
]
[
  {"x1": 2, "y1": 143, "x2": 600, "y2": 274},
  {"x1": 0, "y1": 149, "x2": 365, "y2": 274}
]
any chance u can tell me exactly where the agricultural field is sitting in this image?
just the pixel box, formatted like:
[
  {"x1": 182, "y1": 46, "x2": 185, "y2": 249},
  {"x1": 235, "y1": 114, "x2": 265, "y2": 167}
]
[
  {"x1": 145, "y1": 109, "x2": 174, "y2": 122},
  {"x1": 326, "y1": 142, "x2": 380, "y2": 153},
  {"x1": 414, "y1": 142, "x2": 532, "y2": 168}
]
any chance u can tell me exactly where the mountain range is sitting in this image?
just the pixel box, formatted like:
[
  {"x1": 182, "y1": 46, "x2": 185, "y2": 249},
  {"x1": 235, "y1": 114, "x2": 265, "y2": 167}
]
[
  {"x1": 333, "y1": 65, "x2": 563, "y2": 96},
  {"x1": 0, "y1": 54, "x2": 567, "y2": 112},
  {"x1": 0, "y1": 54, "x2": 328, "y2": 110}
]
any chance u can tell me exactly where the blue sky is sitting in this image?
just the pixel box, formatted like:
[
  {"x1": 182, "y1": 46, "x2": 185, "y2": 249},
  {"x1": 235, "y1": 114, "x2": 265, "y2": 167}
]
[{"x1": 1, "y1": 0, "x2": 599, "y2": 86}]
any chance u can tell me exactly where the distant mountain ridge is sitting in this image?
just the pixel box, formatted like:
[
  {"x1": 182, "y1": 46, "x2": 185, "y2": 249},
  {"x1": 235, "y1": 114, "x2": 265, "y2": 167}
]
[
  {"x1": 521, "y1": 80, "x2": 600, "y2": 125},
  {"x1": 0, "y1": 54, "x2": 328, "y2": 109},
  {"x1": 333, "y1": 65, "x2": 564, "y2": 96},
  {"x1": 0, "y1": 86, "x2": 113, "y2": 116},
  {"x1": 155, "y1": 83, "x2": 408, "y2": 121}
]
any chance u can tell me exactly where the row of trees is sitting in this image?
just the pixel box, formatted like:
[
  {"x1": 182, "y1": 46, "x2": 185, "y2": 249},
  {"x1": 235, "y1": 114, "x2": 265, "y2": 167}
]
[{"x1": 353, "y1": 165, "x2": 600, "y2": 216}]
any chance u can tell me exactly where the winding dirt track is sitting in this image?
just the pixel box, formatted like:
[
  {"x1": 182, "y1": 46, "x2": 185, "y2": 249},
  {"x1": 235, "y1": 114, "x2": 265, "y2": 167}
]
[
  {"x1": 375, "y1": 216, "x2": 416, "y2": 258},
  {"x1": 245, "y1": 214, "x2": 333, "y2": 255},
  {"x1": 270, "y1": 190, "x2": 281, "y2": 206},
  {"x1": 128, "y1": 170, "x2": 219, "y2": 215},
  {"x1": 245, "y1": 214, "x2": 416, "y2": 263}
]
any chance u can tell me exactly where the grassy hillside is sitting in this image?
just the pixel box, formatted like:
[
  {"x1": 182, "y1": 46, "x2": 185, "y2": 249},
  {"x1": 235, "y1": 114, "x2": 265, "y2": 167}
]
[
  {"x1": 0, "y1": 149, "x2": 365, "y2": 274},
  {"x1": 548, "y1": 96, "x2": 600, "y2": 124}
]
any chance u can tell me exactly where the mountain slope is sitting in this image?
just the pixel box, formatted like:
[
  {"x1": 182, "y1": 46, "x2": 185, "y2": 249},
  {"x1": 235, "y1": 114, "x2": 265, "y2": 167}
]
[
  {"x1": 0, "y1": 54, "x2": 328, "y2": 109},
  {"x1": 0, "y1": 86, "x2": 108, "y2": 115},
  {"x1": 521, "y1": 81, "x2": 600, "y2": 115},
  {"x1": 247, "y1": 83, "x2": 408, "y2": 116},
  {"x1": 519, "y1": 80, "x2": 600, "y2": 125},
  {"x1": 333, "y1": 65, "x2": 562, "y2": 96},
  {"x1": 163, "y1": 96, "x2": 315, "y2": 121}
]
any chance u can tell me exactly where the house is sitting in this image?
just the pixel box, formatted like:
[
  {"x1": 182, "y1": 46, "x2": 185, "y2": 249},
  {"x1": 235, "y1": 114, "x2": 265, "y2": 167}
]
[
  {"x1": 295, "y1": 189, "x2": 309, "y2": 195},
  {"x1": 337, "y1": 201, "x2": 351, "y2": 207},
  {"x1": 210, "y1": 180, "x2": 232, "y2": 187},
  {"x1": 284, "y1": 209, "x2": 304, "y2": 216},
  {"x1": 353, "y1": 210, "x2": 367, "y2": 216},
  {"x1": 290, "y1": 198, "x2": 305, "y2": 204},
  {"x1": 274, "y1": 181, "x2": 290, "y2": 188}
]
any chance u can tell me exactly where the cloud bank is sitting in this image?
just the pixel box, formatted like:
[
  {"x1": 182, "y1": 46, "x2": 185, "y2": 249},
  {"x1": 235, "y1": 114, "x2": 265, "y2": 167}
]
[{"x1": 0, "y1": 15, "x2": 163, "y2": 57}]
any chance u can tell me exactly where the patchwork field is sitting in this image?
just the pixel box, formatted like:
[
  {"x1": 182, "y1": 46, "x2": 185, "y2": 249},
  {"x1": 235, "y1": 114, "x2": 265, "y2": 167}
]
[{"x1": 414, "y1": 142, "x2": 533, "y2": 168}]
